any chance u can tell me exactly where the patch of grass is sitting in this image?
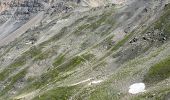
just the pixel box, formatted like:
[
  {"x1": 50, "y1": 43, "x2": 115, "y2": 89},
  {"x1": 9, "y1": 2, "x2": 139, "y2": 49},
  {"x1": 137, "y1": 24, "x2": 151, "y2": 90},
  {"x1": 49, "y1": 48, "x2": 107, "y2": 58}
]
[
  {"x1": 97, "y1": 32, "x2": 134, "y2": 62},
  {"x1": 0, "y1": 46, "x2": 42, "y2": 82},
  {"x1": 106, "y1": 16, "x2": 115, "y2": 26},
  {"x1": 89, "y1": 85, "x2": 122, "y2": 100},
  {"x1": 133, "y1": 87, "x2": 170, "y2": 100},
  {"x1": 143, "y1": 56, "x2": 170, "y2": 84},
  {"x1": 74, "y1": 12, "x2": 115, "y2": 36},
  {"x1": 18, "y1": 72, "x2": 71, "y2": 95},
  {"x1": 111, "y1": 32, "x2": 134, "y2": 51},
  {"x1": 82, "y1": 53, "x2": 96, "y2": 61},
  {"x1": 92, "y1": 61, "x2": 107, "y2": 70},
  {"x1": 80, "y1": 40, "x2": 90, "y2": 50},
  {"x1": 19, "y1": 56, "x2": 85, "y2": 94},
  {"x1": 18, "y1": 74, "x2": 58, "y2": 93},
  {"x1": 0, "y1": 46, "x2": 12, "y2": 59},
  {"x1": 99, "y1": 35, "x2": 115, "y2": 50},
  {"x1": 0, "y1": 57, "x2": 26, "y2": 81},
  {"x1": 10, "y1": 57, "x2": 26, "y2": 68},
  {"x1": 154, "y1": 5, "x2": 170, "y2": 36},
  {"x1": 32, "y1": 86, "x2": 78, "y2": 100},
  {"x1": 90, "y1": 15, "x2": 108, "y2": 31},
  {"x1": 56, "y1": 56, "x2": 85, "y2": 72},
  {"x1": 98, "y1": 26, "x2": 113, "y2": 36},
  {"x1": 33, "y1": 53, "x2": 48, "y2": 61},
  {"x1": 50, "y1": 27, "x2": 68, "y2": 42},
  {"x1": 39, "y1": 27, "x2": 68, "y2": 47},
  {"x1": 0, "y1": 69, "x2": 11, "y2": 81},
  {"x1": 90, "y1": 11, "x2": 115, "y2": 31},
  {"x1": 34, "y1": 51, "x2": 50, "y2": 61},
  {"x1": 74, "y1": 24, "x2": 90, "y2": 35},
  {"x1": 0, "y1": 68, "x2": 27, "y2": 96},
  {"x1": 23, "y1": 46, "x2": 42, "y2": 58},
  {"x1": 39, "y1": 16, "x2": 88, "y2": 47},
  {"x1": 62, "y1": 14, "x2": 71, "y2": 19},
  {"x1": 52, "y1": 54, "x2": 66, "y2": 67},
  {"x1": 20, "y1": 72, "x2": 59, "y2": 93},
  {"x1": 87, "y1": 15, "x2": 99, "y2": 22}
]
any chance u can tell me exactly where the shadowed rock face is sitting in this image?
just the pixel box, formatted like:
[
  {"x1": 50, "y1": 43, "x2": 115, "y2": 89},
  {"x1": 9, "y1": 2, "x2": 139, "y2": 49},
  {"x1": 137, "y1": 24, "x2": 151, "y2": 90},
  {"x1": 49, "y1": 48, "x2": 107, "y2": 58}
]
[{"x1": 0, "y1": 0, "x2": 170, "y2": 100}]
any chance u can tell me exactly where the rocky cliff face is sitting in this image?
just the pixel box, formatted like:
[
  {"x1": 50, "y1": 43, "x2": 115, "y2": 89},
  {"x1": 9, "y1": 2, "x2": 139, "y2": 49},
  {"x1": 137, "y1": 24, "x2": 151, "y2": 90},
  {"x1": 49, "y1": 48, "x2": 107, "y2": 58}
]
[{"x1": 0, "y1": 0, "x2": 170, "y2": 100}]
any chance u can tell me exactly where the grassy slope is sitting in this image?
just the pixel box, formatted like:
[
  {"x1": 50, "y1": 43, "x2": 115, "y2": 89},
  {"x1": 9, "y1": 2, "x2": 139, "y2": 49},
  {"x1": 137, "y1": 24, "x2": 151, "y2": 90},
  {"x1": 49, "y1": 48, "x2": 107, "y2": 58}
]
[
  {"x1": 0, "y1": 3, "x2": 170, "y2": 100},
  {"x1": 81, "y1": 4, "x2": 170, "y2": 100}
]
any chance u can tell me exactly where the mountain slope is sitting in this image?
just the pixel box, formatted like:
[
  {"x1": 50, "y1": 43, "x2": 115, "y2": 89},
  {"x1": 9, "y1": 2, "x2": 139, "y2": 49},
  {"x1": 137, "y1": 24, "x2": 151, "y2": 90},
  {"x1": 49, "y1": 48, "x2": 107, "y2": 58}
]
[{"x1": 0, "y1": 0, "x2": 170, "y2": 100}]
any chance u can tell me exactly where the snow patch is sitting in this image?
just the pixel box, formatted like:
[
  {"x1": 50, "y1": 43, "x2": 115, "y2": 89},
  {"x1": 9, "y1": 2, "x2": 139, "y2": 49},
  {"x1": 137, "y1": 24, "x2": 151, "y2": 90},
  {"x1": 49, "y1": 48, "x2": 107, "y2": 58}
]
[
  {"x1": 128, "y1": 83, "x2": 146, "y2": 94},
  {"x1": 70, "y1": 79, "x2": 103, "y2": 86},
  {"x1": 88, "y1": 80, "x2": 103, "y2": 85}
]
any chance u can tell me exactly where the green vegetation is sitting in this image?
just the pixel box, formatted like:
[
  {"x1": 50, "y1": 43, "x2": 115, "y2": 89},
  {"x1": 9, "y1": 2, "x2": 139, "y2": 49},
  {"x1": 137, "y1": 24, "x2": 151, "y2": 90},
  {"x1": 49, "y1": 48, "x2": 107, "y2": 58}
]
[
  {"x1": 155, "y1": 5, "x2": 170, "y2": 29},
  {"x1": 55, "y1": 56, "x2": 85, "y2": 72},
  {"x1": 0, "y1": 57, "x2": 26, "y2": 81},
  {"x1": 34, "y1": 52, "x2": 49, "y2": 61},
  {"x1": 34, "y1": 51, "x2": 50, "y2": 61},
  {"x1": 74, "y1": 24, "x2": 90, "y2": 35},
  {"x1": 62, "y1": 13, "x2": 71, "y2": 19},
  {"x1": 24, "y1": 46, "x2": 42, "y2": 58},
  {"x1": 106, "y1": 16, "x2": 115, "y2": 26},
  {"x1": 0, "y1": 69, "x2": 14, "y2": 82},
  {"x1": 92, "y1": 17, "x2": 107, "y2": 30},
  {"x1": 89, "y1": 85, "x2": 122, "y2": 100},
  {"x1": 10, "y1": 57, "x2": 26, "y2": 68},
  {"x1": 143, "y1": 56, "x2": 170, "y2": 84},
  {"x1": 81, "y1": 40, "x2": 90, "y2": 50},
  {"x1": 92, "y1": 61, "x2": 107, "y2": 70},
  {"x1": 19, "y1": 56, "x2": 84, "y2": 94},
  {"x1": 1, "y1": 3, "x2": 170, "y2": 100},
  {"x1": 18, "y1": 71, "x2": 70, "y2": 94},
  {"x1": 82, "y1": 53, "x2": 96, "y2": 61},
  {"x1": 154, "y1": 4, "x2": 170, "y2": 37},
  {"x1": 33, "y1": 86, "x2": 78, "y2": 100},
  {"x1": 133, "y1": 87, "x2": 170, "y2": 100},
  {"x1": 90, "y1": 15, "x2": 108, "y2": 31},
  {"x1": 39, "y1": 16, "x2": 89, "y2": 47},
  {"x1": 0, "y1": 46, "x2": 12, "y2": 59},
  {"x1": 111, "y1": 32, "x2": 134, "y2": 51},
  {"x1": 0, "y1": 68, "x2": 27, "y2": 96},
  {"x1": 36, "y1": 56, "x2": 85, "y2": 83},
  {"x1": 50, "y1": 27, "x2": 68, "y2": 42},
  {"x1": 74, "y1": 11, "x2": 114, "y2": 36},
  {"x1": 0, "y1": 45, "x2": 43, "y2": 82},
  {"x1": 96, "y1": 35, "x2": 115, "y2": 50},
  {"x1": 98, "y1": 26, "x2": 112, "y2": 36},
  {"x1": 52, "y1": 54, "x2": 66, "y2": 67},
  {"x1": 38, "y1": 27, "x2": 68, "y2": 48},
  {"x1": 83, "y1": 11, "x2": 114, "y2": 32},
  {"x1": 97, "y1": 32, "x2": 134, "y2": 62},
  {"x1": 87, "y1": 15, "x2": 99, "y2": 22}
]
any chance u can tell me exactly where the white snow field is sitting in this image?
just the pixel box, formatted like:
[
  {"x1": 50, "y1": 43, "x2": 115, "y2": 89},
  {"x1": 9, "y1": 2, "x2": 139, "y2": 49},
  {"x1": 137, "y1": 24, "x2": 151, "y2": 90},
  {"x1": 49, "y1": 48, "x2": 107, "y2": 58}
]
[{"x1": 128, "y1": 83, "x2": 146, "y2": 94}]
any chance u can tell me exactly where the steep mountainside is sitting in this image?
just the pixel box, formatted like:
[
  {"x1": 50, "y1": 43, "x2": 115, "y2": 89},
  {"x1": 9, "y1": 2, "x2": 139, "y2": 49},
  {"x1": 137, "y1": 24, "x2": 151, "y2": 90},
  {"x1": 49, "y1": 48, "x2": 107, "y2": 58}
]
[{"x1": 0, "y1": 0, "x2": 170, "y2": 100}]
